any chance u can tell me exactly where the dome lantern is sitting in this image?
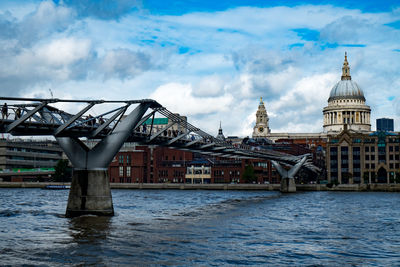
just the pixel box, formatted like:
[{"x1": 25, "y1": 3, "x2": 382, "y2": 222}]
[{"x1": 341, "y1": 52, "x2": 351, "y2": 80}]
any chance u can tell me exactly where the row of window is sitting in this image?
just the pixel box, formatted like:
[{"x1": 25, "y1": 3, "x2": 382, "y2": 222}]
[
  {"x1": 187, "y1": 167, "x2": 211, "y2": 175},
  {"x1": 6, "y1": 156, "x2": 58, "y2": 162},
  {"x1": 119, "y1": 166, "x2": 131, "y2": 177},
  {"x1": 332, "y1": 163, "x2": 400, "y2": 170},
  {"x1": 334, "y1": 138, "x2": 400, "y2": 144},
  {"x1": 164, "y1": 155, "x2": 184, "y2": 161},
  {"x1": 331, "y1": 154, "x2": 399, "y2": 164},
  {"x1": 331, "y1": 146, "x2": 400, "y2": 155},
  {"x1": 118, "y1": 155, "x2": 131, "y2": 164},
  {"x1": 117, "y1": 154, "x2": 188, "y2": 164},
  {"x1": 7, "y1": 147, "x2": 61, "y2": 155}
]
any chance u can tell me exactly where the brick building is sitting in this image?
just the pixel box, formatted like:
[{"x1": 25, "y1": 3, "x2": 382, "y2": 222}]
[
  {"x1": 108, "y1": 143, "x2": 277, "y2": 184},
  {"x1": 108, "y1": 144, "x2": 193, "y2": 183}
]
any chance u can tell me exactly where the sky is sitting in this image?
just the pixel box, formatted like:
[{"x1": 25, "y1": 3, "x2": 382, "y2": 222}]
[{"x1": 0, "y1": 0, "x2": 400, "y2": 137}]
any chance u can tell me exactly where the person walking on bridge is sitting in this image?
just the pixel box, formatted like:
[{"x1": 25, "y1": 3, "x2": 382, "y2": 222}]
[
  {"x1": 2, "y1": 103, "x2": 8, "y2": 119},
  {"x1": 15, "y1": 107, "x2": 21, "y2": 120}
]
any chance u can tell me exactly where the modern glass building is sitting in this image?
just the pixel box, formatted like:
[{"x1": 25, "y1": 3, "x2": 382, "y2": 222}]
[{"x1": 377, "y1": 118, "x2": 394, "y2": 132}]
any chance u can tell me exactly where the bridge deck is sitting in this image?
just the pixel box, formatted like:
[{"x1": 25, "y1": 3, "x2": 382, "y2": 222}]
[{"x1": 0, "y1": 97, "x2": 320, "y2": 173}]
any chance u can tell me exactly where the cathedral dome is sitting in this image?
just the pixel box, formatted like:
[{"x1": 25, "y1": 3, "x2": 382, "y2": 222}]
[
  {"x1": 323, "y1": 52, "x2": 371, "y2": 133},
  {"x1": 328, "y1": 80, "x2": 365, "y2": 102},
  {"x1": 327, "y1": 52, "x2": 365, "y2": 102}
]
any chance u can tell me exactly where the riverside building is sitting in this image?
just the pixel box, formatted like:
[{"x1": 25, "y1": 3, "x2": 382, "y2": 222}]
[
  {"x1": 326, "y1": 128, "x2": 400, "y2": 184},
  {"x1": 108, "y1": 144, "x2": 278, "y2": 184},
  {"x1": 0, "y1": 138, "x2": 64, "y2": 182}
]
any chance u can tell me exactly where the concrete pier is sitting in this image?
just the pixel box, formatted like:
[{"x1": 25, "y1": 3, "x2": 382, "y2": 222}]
[
  {"x1": 65, "y1": 170, "x2": 114, "y2": 217},
  {"x1": 280, "y1": 178, "x2": 296, "y2": 193}
]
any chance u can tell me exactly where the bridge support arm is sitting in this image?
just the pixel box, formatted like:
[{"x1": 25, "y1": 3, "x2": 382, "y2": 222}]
[{"x1": 272, "y1": 156, "x2": 307, "y2": 193}]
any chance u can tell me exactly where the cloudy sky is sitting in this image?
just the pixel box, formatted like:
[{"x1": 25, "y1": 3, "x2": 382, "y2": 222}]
[{"x1": 1, "y1": 0, "x2": 400, "y2": 136}]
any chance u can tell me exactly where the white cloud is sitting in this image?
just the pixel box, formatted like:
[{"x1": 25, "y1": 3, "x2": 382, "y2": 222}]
[
  {"x1": 100, "y1": 48, "x2": 153, "y2": 79},
  {"x1": 35, "y1": 37, "x2": 91, "y2": 66},
  {"x1": 193, "y1": 75, "x2": 225, "y2": 97},
  {"x1": 268, "y1": 73, "x2": 337, "y2": 132},
  {"x1": 150, "y1": 82, "x2": 233, "y2": 116},
  {"x1": 1, "y1": 1, "x2": 400, "y2": 135}
]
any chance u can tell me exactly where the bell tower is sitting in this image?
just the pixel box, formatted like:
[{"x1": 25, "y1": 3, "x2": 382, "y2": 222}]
[{"x1": 252, "y1": 97, "x2": 270, "y2": 138}]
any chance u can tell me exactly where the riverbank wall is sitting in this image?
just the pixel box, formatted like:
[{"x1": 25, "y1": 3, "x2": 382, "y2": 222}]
[{"x1": 1, "y1": 182, "x2": 400, "y2": 192}]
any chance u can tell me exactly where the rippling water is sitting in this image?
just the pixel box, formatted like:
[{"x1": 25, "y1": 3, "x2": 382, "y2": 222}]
[{"x1": 1, "y1": 188, "x2": 400, "y2": 266}]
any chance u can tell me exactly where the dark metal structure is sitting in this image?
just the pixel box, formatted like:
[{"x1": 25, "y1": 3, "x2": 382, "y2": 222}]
[{"x1": 0, "y1": 97, "x2": 319, "y2": 216}]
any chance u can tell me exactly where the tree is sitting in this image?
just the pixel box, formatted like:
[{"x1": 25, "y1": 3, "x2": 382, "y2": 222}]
[
  {"x1": 242, "y1": 164, "x2": 256, "y2": 183},
  {"x1": 53, "y1": 159, "x2": 71, "y2": 182}
]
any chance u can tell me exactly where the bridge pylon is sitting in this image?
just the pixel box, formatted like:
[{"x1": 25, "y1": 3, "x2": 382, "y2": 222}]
[
  {"x1": 271, "y1": 156, "x2": 308, "y2": 193},
  {"x1": 57, "y1": 103, "x2": 151, "y2": 217}
]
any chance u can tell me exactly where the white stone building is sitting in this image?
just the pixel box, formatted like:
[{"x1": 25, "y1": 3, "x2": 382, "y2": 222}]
[
  {"x1": 323, "y1": 53, "x2": 371, "y2": 133},
  {"x1": 252, "y1": 97, "x2": 271, "y2": 138}
]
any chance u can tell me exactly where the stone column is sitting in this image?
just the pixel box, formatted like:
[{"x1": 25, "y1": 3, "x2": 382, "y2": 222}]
[{"x1": 338, "y1": 146, "x2": 342, "y2": 184}]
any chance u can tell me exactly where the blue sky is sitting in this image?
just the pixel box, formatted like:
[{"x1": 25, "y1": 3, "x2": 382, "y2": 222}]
[{"x1": 0, "y1": 0, "x2": 400, "y2": 135}]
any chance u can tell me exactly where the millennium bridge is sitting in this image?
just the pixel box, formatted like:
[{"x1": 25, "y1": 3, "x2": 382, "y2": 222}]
[{"x1": 0, "y1": 97, "x2": 319, "y2": 217}]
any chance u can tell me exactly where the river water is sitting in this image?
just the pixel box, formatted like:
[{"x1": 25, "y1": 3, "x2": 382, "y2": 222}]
[{"x1": 0, "y1": 188, "x2": 399, "y2": 266}]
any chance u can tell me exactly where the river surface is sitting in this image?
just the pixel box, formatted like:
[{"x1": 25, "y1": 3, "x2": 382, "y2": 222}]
[{"x1": 0, "y1": 189, "x2": 400, "y2": 266}]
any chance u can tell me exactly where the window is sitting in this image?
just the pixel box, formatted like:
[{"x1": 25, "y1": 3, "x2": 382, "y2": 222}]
[
  {"x1": 119, "y1": 166, "x2": 124, "y2": 177},
  {"x1": 126, "y1": 155, "x2": 131, "y2": 164},
  {"x1": 119, "y1": 155, "x2": 124, "y2": 164},
  {"x1": 126, "y1": 166, "x2": 131, "y2": 177},
  {"x1": 389, "y1": 146, "x2": 394, "y2": 152},
  {"x1": 365, "y1": 164, "x2": 369, "y2": 169},
  {"x1": 365, "y1": 146, "x2": 369, "y2": 152},
  {"x1": 371, "y1": 146, "x2": 375, "y2": 152},
  {"x1": 365, "y1": 155, "x2": 369, "y2": 161}
]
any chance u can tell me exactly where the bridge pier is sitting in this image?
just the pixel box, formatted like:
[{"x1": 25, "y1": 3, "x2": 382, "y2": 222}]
[
  {"x1": 66, "y1": 169, "x2": 113, "y2": 217},
  {"x1": 280, "y1": 177, "x2": 297, "y2": 193},
  {"x1": 57, "y1": 102, "x2": 151, "y2": 217},
  {"x1": 272, "y1": 156, "x2": 307, "y2": 193}
]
